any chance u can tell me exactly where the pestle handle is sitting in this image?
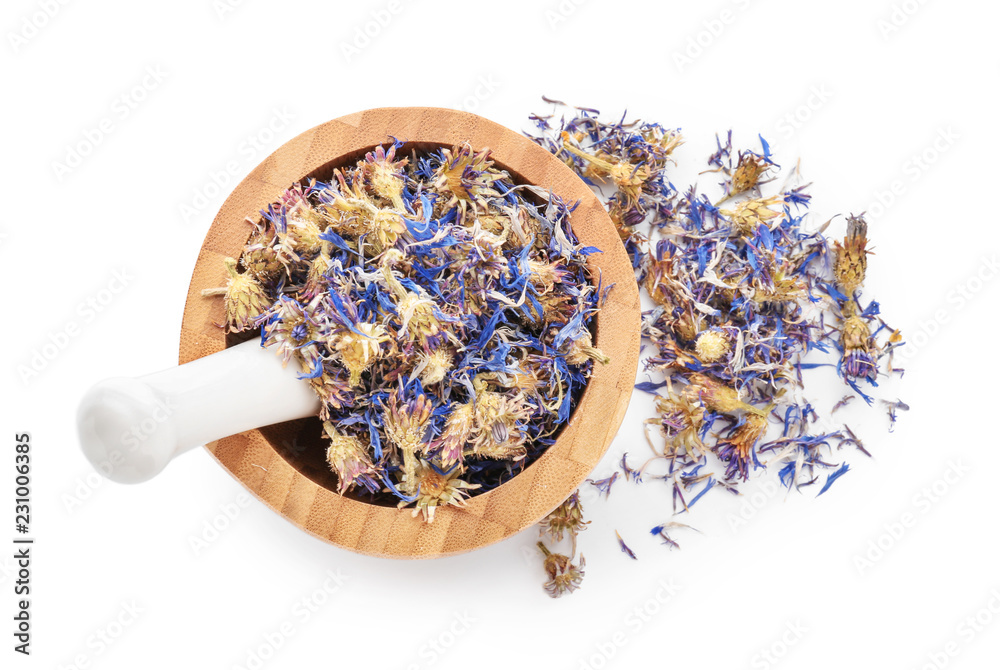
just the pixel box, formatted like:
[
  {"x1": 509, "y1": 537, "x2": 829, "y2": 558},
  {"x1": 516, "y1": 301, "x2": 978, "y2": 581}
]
[{"x1": 76, "y1": 339, "x2": 321, "y2": 484}]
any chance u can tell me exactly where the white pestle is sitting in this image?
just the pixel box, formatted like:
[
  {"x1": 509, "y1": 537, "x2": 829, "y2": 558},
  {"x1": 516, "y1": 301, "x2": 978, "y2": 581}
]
[{"x1": 76, "y1": 339, "x2": 321, "y2": 484}]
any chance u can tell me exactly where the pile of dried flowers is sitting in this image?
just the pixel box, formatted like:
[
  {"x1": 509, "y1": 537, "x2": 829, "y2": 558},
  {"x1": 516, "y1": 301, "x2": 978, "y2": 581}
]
[
  {"x1": 529, "y1": 99, "x2": 905, "y2": 596},
  {"x1": 203, "y1": 140, "x2": 608, "y2": 521}
]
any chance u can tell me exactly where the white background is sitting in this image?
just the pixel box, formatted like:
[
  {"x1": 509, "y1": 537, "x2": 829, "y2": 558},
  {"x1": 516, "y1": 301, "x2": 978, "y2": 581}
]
[{"x1": 2, "y1": 0, "x2": 999, "y2": 668}]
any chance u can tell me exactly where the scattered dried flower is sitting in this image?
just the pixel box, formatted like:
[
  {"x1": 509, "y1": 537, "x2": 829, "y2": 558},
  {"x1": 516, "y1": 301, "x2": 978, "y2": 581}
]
[
  {"x1": 538, "y1": 542, "x2": 586, "y2": 598},
  {"x1": 528, "y1": 100, "x2": 905, "y2": 591}
]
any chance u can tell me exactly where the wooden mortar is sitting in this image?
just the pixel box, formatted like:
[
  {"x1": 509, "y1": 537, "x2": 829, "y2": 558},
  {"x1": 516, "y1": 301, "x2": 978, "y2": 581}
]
[{"x1": 180, "y1": 107, "x2": 640, "y2": 558}]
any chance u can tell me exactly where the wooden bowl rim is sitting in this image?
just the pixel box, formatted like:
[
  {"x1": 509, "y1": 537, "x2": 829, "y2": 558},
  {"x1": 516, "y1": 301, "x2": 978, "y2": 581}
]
[{"x1": 179, "y1": 106, "x2": 640, "y2": 558}]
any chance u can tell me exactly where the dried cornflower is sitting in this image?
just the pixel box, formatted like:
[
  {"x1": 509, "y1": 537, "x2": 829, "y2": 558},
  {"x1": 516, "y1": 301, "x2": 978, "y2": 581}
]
[
  {"x1": 651, "y1": 391, "x2": 706, "y2": 457},
  {"x1": 436, "y1": 401, "x2": 475, "y2": 468},
  {"x1": 201, "y1": 257, "x2": 271, "y2": 332},
  {"x1": 211, "y1": 138, "x2": 607, "y2": 518},
  {"x1": 323, "y1": 422, "x2": 377, "y2": 494},
  {"x1": 834, "y1": 214, "x2": 870, "y2": 296},
  {"x1": 383, "y1": 386, "x2": 434, "y2": 494},
  {"x1": 565, "y1": 330, "x2": 610, "y2": 365},
  {"x1": 839, "y1": 301, "x2": 877, "y2": 382},
  {"x1": 559, "y1": 134, "x2": 651, "y2": 207},
  {"x1": 705, "y1": 132, "x2": 777, "y2": 203},
  {"x1": 467, "y1": 386, "x2": 531, "y2": 462},
  {"x1": 728, "y1": 151, "x2": 773, "y2": 199},
  {"x1": 329, "y1": 321, "x2": 388, "y2": 387},
  {"x1": 720, "y1": 196, "x2": 783, "y2": 236},
  {"x1": 529, "y1": 100, "x2": 904, "y2": 588},
  {"x1": 538, "y1": 542, "x2": 585, "y2": 598},
  {"x1": 538, "y1": 490, "x2": 589, "y2": 543},
  {"x1": 694, "y1": 329, "x2": 730, "y2": 363},
  {"x1": 683, "y1": 373, "x2": 765, "y2": 416},
  {"x1": 527, "y1": 258, "x2": 569, "y2": 294},
  {"x1": 402, "y1": 460, "x2": 480, "y2": 523},
  {"x1": 360, "y1": 140, "x2": 408, "y2": 211},
  {"x1": 715, "y1": 413, "x2": 769, "y2": 481},
  {"x1": 260, "y1": 295, "x2": 321, "y2": 367},
  {"x1": 241, "y1": 220, "x2": 283, "y2": 280},
  {"x1": 414, "y1": 348, "x2": 454, "y2": 386}
]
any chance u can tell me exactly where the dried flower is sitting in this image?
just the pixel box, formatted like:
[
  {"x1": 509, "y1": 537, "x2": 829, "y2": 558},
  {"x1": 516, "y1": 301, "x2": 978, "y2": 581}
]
[
  {"x1": 201, "y1": 257, "x2": 272, "y2": 332},
  {"x1": 538, "y1": 542, "x2": 585, "y2": 598},
  {"x1": 720, "y1": 196, "x2": 783, "y2": 235},
  {"x1": 565, "y1": 330, "x2": 610, "y2": 365},
  {"x1": 414, "y1": 348, "x2": 454, "y2": 386},
  {"x1": 241, "y1": 220, "x2": 284, "y2": 280},
  {"x1": 683, "y1": 373, "x2": 765, "y2": 416},
  {"x1": 559, "y1": 134, "x2": 651, "y2": 207},
  {"x1": 589, "y1": 472, "x2": 619, "y2": 499},
  {"x1": 834, "y1": 214, "x2": 869, "y2": 296},
  {"x1": 530, "y1": 100, "x2": 904, "y2": 588},
  {"x1": 615, "y1": 530, "x2": 637, "y2": 560},
  {"x1": 402, "y1": 460, "x2": 480, "y2": 523},
  {"x1": 729, "y1": 151, "x2": 773, "y2": 199},
  {"x1": 716, "y1": 413, "x2": 768, "y2": 481},
  {"x1": 383, "y1": 386, "x2": 434, "y2": 495},
  {"x1": 650, "y1": 522, "x2": 698, "y2": 550},
  {"x1": 210, "y1": 138, "x2": 607, "y2": 517},
  {"x1": 840, "y1": 301, "x2": 877, "y2": 382},
  {"x1": 360, "y1": 140, "x2": 408, "y2": 211},
  {"x1": 694, "y1": 329, "x2": 730, "y2": 363},
  {"x1": 538, "y1": 490, "x2": 589, "y2": 543},
  {"x1": 329, "y1": 321, "x2": 389, "y2": 387},
  {"x1": 652, "y1": 391, "x2": 706, "y2": 457},
  {"x1": 323, "y1": 422, "x2": 377, "y2": 494},
  {"x1": 436, "y1": 401, "x2": 475, "y2": 468},
  {"x1": 459, "y1": 376, "x2": 530, "y2": 461}
]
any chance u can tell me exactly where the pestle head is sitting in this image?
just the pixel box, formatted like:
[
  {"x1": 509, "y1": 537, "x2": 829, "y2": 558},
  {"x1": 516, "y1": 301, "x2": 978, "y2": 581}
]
[{"x1": 77, "y1": 377, "x2": 179, "y2": 484}]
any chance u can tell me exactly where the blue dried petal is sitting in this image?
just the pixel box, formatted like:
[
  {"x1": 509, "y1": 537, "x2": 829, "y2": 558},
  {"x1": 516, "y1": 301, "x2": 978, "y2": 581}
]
[{"x1": 817, "y1": 463, "x2": 850, "y2": 496}]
